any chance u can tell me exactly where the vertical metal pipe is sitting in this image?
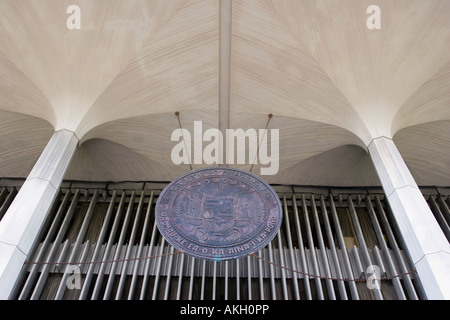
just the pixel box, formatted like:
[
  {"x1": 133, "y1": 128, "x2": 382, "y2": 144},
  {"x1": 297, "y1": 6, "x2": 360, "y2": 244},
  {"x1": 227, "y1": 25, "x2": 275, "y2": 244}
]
[
  {"x1": 14, "y1": 188, "x2": 64, "y2": 297},
  {"x1": 276, "y1": 231, "x2": 288, "y2": 300},
  {"x1": 372, "y1": 245, "x2": 387, "y2": 275},
  {"x1": 0, "y1": 187, "x2": 9, "y2": 223},
  {"x1": 301, "y1": 194, "x2": 324, "y2": 299},
  {"x1": 282, "y1": 194, "x2": 300, "y2": 300},
  {"x1": 350, "y1": 246, "x2": 370, "y2": 297},
  {"x1": 51, "y1": 240, "x2": 72, "y2": 298},
  {"x1": 257, "y1": 249, "x2": 264, "y2": 300},
  {"x1": 428, "y1": 196, "x2": 450, "y2": 240},
  {"x1": 103, "y1": 191, "x2": 135, "y2": 300},
  {"x1": 91, "y1": 192, "x2": 126, "y2": 300},
  {"x1": 116, "y1": 191, "x2": 146, "y2": 300},
  {"x1": 311, "y1": 194, "x2": 335, "y2": 299},
  {"x1": 200, "y1": 259, "x2": 206, "y2": 300},
  {"x1": 79, "y1": 190, "x2": 118, "y2": 300},
  {"x1": 236, "y1": 258, "x2": 240, "y2": 300},
  {"x1": 351, "y1": 246, "x2": 364, "y2": 279},
  {"x1": 128, "y1": 192, "x2": 154, "y2": 300},
  {"x1": 54, "y1": 189, "x2": 99, "y2": 300},
  {"x1": 436, "y1": 195, "x2": 450, "y2": 226},
  {"x1": 140, "y1": 210, "x2": 160, "y2": 300},
  {"x1": 365, "y1": 197, "x2": 407, "y2": 300},
  {"x1": 0, "y1": 187, "x2": 7, "y2": 211},
  {"x1": 56, "y1": 239, "x2": 71, "y2": 266},
  {"x1": 0, "y1": 187, "x2": 17, "y2": 221},
  {"x1": 374, "y1": 195, "x2": 418, "y2": 299},
  {"x1": 319, "y1": 195, "x2": 347, "y2": 299},
  {"x1": 292, "y1": 194, "x2": 311, "y2": 300},
  {"x1": 347, "y1": 196, "x2": 383, "y2": 300},
  {"x1": 176, "y1": 252, "x2": 185, "y2": 300},
  {"x1": 188, "y1": 257, "x2": 195, "y2": 300},
  {"x1": 18, "y1": 190, "x2": 71, "y2": 299},
  {"x1": 247, "y1": 255, "x2": 252, "y2": 300},
  {"x1": 329, "y1": 196, "x2": 359, "y2": 300},
  {"x1": 224, "y1": 260, "x2": 229, "y2": 300},
  {"x1": 78, "y1": 239, "x2": 91, "y2": 273},
  {"x1": 27, "y1": 189, "x2": 80, "y2": 300},
  {"x1": 212, "y1": 260, "x2": 217, "y2": 300},
  {"x1": 267, "y1": 241, "x2": 277, "y2": 300},
  {"x1": 31, "y1": 239, "x2": 70, "y2": 300},
  {"x1": 163, "y1": 246, "x2": 176, "y2": 300},
  {"x1": 151, "y1": 238, "x2": 166, "y2": 300}
]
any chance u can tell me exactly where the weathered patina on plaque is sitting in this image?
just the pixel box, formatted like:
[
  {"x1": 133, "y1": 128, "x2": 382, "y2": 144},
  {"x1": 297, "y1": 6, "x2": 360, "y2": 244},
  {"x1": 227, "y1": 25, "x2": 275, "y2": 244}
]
[{"x1": 155, "y1": 167, "x2": 282, "y2": 260}]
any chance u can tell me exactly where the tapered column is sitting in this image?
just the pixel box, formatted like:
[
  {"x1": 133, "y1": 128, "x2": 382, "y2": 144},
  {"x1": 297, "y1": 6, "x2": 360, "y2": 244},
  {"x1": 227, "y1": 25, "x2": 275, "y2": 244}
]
[
  {"x1": 0, "y1": 130, "x2": 78, "y2": 299},
  {"x1": 368, "y1": 137, "x2": 450, "y2": 299}
]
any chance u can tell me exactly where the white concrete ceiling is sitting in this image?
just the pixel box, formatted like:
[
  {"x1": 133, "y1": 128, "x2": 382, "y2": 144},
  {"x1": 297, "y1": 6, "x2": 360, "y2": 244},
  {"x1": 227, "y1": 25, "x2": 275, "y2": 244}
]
[{"x1": 0, "y1": 0, "x2": 449, "y2": 186}]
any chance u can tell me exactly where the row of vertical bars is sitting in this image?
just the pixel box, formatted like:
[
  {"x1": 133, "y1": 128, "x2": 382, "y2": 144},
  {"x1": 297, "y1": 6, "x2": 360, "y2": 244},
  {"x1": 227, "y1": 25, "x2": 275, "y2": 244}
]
[{"x1": 1, "y1": 184, "x2": 449, "y2": 300}]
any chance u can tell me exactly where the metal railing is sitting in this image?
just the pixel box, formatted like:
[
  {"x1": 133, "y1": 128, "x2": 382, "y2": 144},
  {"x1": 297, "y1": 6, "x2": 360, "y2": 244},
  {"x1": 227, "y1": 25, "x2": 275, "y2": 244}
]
[{"x1": 1, "y1": 181, "x2": 448, "y2": 300}]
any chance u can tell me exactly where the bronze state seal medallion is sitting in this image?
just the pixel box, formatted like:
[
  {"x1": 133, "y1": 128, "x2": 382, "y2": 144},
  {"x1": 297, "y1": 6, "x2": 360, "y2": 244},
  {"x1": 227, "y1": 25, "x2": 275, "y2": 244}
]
[{"x1": 155, "y1": 167, "x2": 282, "y2": 260}]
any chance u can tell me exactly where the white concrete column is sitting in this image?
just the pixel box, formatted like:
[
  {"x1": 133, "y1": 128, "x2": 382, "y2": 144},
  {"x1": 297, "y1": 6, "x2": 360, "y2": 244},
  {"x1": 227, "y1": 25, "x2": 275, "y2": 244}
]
[
  {"x1": 368, "y1": 136, "x2": 450, "y2": 299},
  {"x1": 0, "y1": 130, "x2": 78, "y2": 299}
]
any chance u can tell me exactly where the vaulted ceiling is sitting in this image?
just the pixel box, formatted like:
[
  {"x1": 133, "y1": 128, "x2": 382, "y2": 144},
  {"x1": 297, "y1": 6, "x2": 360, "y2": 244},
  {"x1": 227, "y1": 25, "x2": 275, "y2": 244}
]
[{"x1": 0, "y1": 0, "x2": 449, "y2": 186}]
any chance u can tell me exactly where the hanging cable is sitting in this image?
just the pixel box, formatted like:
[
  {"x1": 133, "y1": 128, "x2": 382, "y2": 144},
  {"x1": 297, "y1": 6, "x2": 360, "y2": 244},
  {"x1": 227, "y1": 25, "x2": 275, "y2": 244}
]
[
  {"x1": 24, "y1": 249, "x2": 418, "y2": 283},
  {"x1": 249, "y1": 252, "x2": 417, "y2": 282},
  {"x1": 250, "y1": 113, "x2": 273, "y2": 173},
  {"x1": 175, "y1": 111, "x2": 193, "y2": 171}
]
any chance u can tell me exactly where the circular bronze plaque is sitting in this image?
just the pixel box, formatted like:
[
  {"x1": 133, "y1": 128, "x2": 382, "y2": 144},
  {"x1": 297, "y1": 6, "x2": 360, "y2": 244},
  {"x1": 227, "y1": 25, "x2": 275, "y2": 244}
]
[{"x1": 155, "y1": 167, "x2": 282, "y2": 261}]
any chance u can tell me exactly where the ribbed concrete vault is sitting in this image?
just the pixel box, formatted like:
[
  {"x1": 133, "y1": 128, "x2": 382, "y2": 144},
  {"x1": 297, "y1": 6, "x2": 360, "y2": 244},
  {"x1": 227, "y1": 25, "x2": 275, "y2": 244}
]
[{"x1": 0, "y1": 0, "x2": 449, "y2": 186}]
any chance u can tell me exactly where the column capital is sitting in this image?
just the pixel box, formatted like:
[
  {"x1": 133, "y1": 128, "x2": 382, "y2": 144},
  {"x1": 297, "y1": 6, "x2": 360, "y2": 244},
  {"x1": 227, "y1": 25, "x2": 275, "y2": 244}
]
[
  {"x1": 367, "y1": 136, "x2": 418, "y2": 197},
  {"x1": 27, "y1": 130, "x2": 78, "y2": 190},
  {"x1": 55, "y1": 128, "x2": 81, "y2": 142},
  {"x1": 366, "y1": 135, "x2": 394, "y2": 149}
]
